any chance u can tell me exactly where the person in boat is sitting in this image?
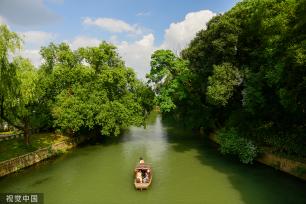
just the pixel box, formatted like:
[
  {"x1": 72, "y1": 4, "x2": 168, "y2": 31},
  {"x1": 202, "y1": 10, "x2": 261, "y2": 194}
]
[
  {"x1": 136, "y1": 170, "x2": 143, "y2": 183},
  {"x1": 143, "y1": 170, "x2": 149, "y2": 183},
  {"x1": 139, "y1": 157, "x2": 144, "y2": 164},
  {"x1": 147, "y1": 169, "x2": 150, "y2": 177}
]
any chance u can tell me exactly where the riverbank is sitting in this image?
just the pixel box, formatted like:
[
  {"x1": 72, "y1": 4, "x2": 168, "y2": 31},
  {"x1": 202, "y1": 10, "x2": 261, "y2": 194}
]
[
  {"x1": 1, "y1": 127, "x2": 305, "y2": 181},
  {"x1": 208, "y1": 133, "x2": 306, "y2": 181},
  {"x1": 1, "y1": 114, "x2": 306, "y2": 204},
  {"x1": 0, "y1": 134, "x2": 87, "y2": 177},
  {"x1": 0, "y1": 133, "x2": 68, "y2": 162}
]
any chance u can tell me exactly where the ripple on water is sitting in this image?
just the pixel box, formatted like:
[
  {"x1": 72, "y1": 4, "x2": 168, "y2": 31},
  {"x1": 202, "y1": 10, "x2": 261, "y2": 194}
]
[{"x1": 0, "y1": 114, "x2": 306, "y2": 204}]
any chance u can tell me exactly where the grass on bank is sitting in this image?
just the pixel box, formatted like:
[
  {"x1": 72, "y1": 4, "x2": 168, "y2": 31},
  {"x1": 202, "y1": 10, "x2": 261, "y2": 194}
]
[
  {"x1": 0, "y1": 131, "x2": 15, "y2": 135},
  {"x1": 0, "y1": 133, "x2": 69, "y2": 162}
]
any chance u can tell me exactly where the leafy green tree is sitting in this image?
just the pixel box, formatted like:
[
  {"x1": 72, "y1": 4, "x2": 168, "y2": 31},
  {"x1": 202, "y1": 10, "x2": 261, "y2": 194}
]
[
  {"x1": 77, "y1": 42, "x2": 124, "y2": 73},
  {"x1": 151, "y1": 0, "x2": 306, "y2": 161},
  {"x1": 0, "y1": 25, "x2": 21, "y2": 125},
  {"x1": 147, "y1": 50, "x2": 178, "y2": 86},
  {"x1": 12, "y1": 58, "x2": 39, "y2": 144},
  {"x1": 40, "y1": 42, "x2": 153, "y2": 136},
  {"x1": 0, "y1": 25, "x2": 39, "y2": 144},
  {"x1": 207, "y1": 63, "x2": 242, "y2": 106},
  {"x1": 132, "y1": 81, "x2": 155, "y2": 117},
  {"x1": 40, "y1": 43, "x2": 58, "y2": 74},
  {"x1": 147, "y1": 50, "x2": 190, "y2": 112}
]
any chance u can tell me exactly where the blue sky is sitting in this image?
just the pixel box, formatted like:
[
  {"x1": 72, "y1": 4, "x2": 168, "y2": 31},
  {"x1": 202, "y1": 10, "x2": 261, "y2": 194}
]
[{"x1": 0, "y1": 0, "x2": 238, "y2": 79}]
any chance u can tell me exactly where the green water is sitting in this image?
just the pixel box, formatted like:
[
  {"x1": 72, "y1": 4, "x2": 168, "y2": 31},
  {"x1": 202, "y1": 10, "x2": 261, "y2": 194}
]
[{"x1": 0, "y1": 113, "x2": 306, "y2": 204}]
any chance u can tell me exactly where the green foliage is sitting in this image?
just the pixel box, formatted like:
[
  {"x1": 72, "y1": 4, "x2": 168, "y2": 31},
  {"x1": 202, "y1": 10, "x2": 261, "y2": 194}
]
[
  {"x1": 40, "y1": 43, "x2": 58, "y2": 74},
  {"x1": 39, "y1": 42, "x2": 153, "y2": 136},
  {"x1": 0, "y1": 25, "x2": 154, "y2": 142},
  {"x1": 147, "y1": 50, "x2": 178, "y2": 85},
  {"x1": 0, "y1": 24, "x2": 22, "y2": 117},
  {"x1": 0, "y1": 133, "x2": 68, "y2": 162},
  {"x1": 241, "y1": 71, "x2": 265, "y2": 114},
  {"x1": 77, "y1": 42, "x2": 124, "y2": 73},
  {"x1": 207, "y1": 63, "x2": 242, "y2": 106},
  {"x1": 147, "y1": 49, "x2": 193, "y2": 115},
  {"x1": 133, "y1": 81, "x2": 155, "y2": 116},
  {"x1": 149, "y1": 0, "x2": 306, "y2": 161},
  {"x1": 0, "y1": 25, "x2": 40, "y2": 144},
  {"x1": 292, "y1": 167, "x2": 306, "y2": 177},
  {"x1": 12, "y1": 57, "x2": 39, "y2": 119},
  {"x1": 217, "y1": 128, "x2": 258, "y2": 164}
]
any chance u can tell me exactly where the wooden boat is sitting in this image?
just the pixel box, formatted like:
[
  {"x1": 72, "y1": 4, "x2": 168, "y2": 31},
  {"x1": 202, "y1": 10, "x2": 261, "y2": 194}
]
[{"x1": 134, "y1": 163, "x2": 152, "y2": 190}]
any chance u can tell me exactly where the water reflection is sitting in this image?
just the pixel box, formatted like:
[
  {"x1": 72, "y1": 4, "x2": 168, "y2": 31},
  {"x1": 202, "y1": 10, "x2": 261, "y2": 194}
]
[
  {"x1": 0, "y1": 113, "x2": 305, "y2": 204},
  {"x1": 121, "y1": 115, "x2": 168, "y2": 167}
]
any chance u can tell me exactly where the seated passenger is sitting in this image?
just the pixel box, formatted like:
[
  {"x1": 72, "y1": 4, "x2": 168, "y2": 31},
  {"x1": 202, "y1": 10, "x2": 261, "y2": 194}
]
[
  {"x1": 147, "y1": 169, "x2": 150, "y2": 177},
  {"x1": 143, "y1": 171, "x2": 149, "y2": 183},
  {"x1": 136, "y1": 170, "x2": 142, "y2": 183}
]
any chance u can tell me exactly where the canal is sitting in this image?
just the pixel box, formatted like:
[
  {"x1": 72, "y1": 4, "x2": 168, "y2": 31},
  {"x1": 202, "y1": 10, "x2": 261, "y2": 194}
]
[{"x1": 0, "y1": 113, "x2": 306, "y2": 204}]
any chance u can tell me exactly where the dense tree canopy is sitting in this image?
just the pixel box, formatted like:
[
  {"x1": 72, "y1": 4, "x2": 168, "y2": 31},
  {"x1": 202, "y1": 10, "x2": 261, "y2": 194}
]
[
  {"x1": 148, "y1": 0, "x2": 306, "y2": 163},
  {"x1": 0, "y1": 25, "x2": 21, "y2": 124},
  {"x1": 40, "y1": 42, "x2": 154, "y2": 137},
  {"x1": 0, "y1": 25, "x2": 38, "y2": 144},
  {"x1": 0, "y1": 25, "x2": 154, "y2": 144}
]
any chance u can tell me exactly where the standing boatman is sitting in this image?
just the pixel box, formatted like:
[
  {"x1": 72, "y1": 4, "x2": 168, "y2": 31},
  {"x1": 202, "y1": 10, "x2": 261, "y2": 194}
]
[{"x1": 139, "y1": 157, "x2": 144, "y2": 164}]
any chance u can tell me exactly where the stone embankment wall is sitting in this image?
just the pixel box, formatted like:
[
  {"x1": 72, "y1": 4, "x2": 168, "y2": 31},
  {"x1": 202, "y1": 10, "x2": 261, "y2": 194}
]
[
  {"x1": 0, "y1": 139, "x2": 77, "y2": 177},
  {"x1": 0, "y1": 133, "x2": 23, "y2": 141},
  {"x1": 208, "y1": 133, "x2": 306, "y2": 181}
]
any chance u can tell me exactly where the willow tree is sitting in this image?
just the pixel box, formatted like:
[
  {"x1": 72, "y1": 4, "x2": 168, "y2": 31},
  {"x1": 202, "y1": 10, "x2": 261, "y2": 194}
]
[
  {"x1": 0, "y1": 25, "x2": 39, "y2": 144},
  {"x1": 0, "y1": 25, "x2": 21, "y2": 123},
  {"x1": 12, "y1": 58, "x2": 39, "y2": 144}
]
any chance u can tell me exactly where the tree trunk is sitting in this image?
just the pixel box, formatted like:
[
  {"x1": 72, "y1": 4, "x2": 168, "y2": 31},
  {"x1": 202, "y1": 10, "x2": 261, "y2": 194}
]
[
  {"x1": 0, "y1": 96, "x2": 24, "y2": 130},
  {"x1": 1, "y1": 95, "x2": 31, "y2": 145},
  {"x1": 23, "y1": 119, "x2": 30, "y2": 145}
]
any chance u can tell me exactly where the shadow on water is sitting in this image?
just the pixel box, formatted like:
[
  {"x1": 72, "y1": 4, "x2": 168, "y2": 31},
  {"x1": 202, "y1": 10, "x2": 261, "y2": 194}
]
[
  {"x1": 63, "y1": 112, "x2": 306, "y2": 204},
  {"x1": 30, "y1": 176, "x2": 52, "y2": 186},
  {"x1": 1, "y1": 112, "x2": 305, "y2": 204},
  {"x1": 164, "y1": 122, "x2": 306, "y2": 204},
  {"x1": 79, "y1": 112, "x2": 160, "y2": 147}
]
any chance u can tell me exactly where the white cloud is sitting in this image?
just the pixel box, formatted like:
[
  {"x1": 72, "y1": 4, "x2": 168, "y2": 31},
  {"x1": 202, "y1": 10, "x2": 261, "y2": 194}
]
[
  {"x1": 16, "y1": 49, "x2": 42, "y2": 67},
  {"x1": 6, "y1": 9, "x2": 216, "y2": 78},
  {"x1": 9, "y1": 30, "x2": 56, "y2": 68},
  {"x1": 19, "y1": 31, "x2": 56, "y2": 46},
  {"x1": 61, "y1": 34, "x2": 156, "y2": 79},
  {"x1": 14, "y1": 36, "x2": 101, "y2": 68},
  {"x1": 69, "y1": 36, "x2": 101, "y2": 50},
  {"x1": 83, "y1": 17, "x2": 143, "y2": 35},
  {"x1": 161, "y1": 10, "x2": 216, "y2": 53},
  {"x1": 116, "y1": 34, "x2": 156, "y2": 79},
  {"x1": 17, "y1": 31, "x2": 56, "y2": 65},
  {"x1": 113, "y1": 9, "x2": 215, "y2": 79}
]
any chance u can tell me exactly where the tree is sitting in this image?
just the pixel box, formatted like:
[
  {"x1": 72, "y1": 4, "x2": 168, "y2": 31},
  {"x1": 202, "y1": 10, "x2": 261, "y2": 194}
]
[
  {"x1": 0, "y1": 25, "x2": 21, "y2": 125},
  {"x1": 207, "y1": 63, "x2": 242, "y2": 106},
  {"x1": 42, "y1": 42, "x2": 153, "y2": 136},
  {"x1": 12, "y1": 58, "x2": 39, "y2": 144},
  {"x1": 1, "y1": 25, "x2": 154, "y2": 143},
  {"x1": 77, "y1": 42, "x2": 124, "y2": 73},
  {"x1": 40, "y1": 43, "x2": 58, "y2": 74},
  {"x1": 147, "y1": 50, "x2": 190, "y2": 113},
  {"x1": 0, "y1": 25, "x2": 37, "y2": 144},
  {"x1": 151, "y1": 0, "x2": 306, "y2": 161}
]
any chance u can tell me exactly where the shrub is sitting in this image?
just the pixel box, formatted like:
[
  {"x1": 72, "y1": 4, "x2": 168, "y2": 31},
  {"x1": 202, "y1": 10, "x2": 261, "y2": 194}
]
[{"x1": 217, "y1": 128, "x2": 258, "y2": 164}]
